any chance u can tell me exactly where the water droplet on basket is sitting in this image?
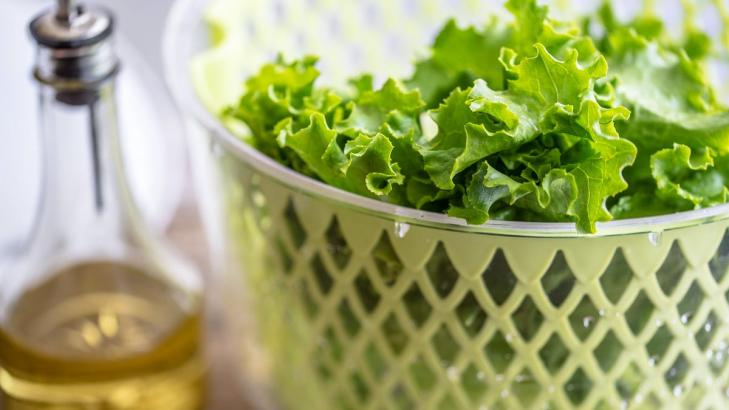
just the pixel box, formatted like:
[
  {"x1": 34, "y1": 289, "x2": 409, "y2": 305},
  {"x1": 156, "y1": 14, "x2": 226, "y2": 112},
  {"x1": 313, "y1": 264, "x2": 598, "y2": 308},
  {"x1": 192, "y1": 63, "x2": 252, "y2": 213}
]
[
  {"x1": 583, "y1": 316, "x2": 595, "y2": 328},
  {"x1": 252, "y1": 191, "x2": 266, "y2": 207},
  {"x1": 394, "y1": 221, "x2": 410, "y2": 238},
  {"x1": 547, "y1": 385, "x2": 556, "y2": 394},
  {"x1": 447, "y1": 366, "x2": 459, "y2": 381},
  {"x1": 680, "y1": 313, "x2": 691, "y2": 324},
  {"x1": 476, "y1": 371, "x2": 485, "y2": 381},
  {"x1": 672, "y1": 385, "x2": 684, "y2": 397},
  {"x1": 648, "y1": 356, "x2": 658, "y2": 367},
  {"x1": 598, "y1": 309, "x2": 606, "y2": 317},
  {"x1": 655, "y1": 319, "x2": 664, "y2": 327},
  {"x1": 500, "y1": 389, "x2": 510, "y2": 398},
  {"x1": 495, "y1": 374, "x2": 504, "y2": 382},
  {"x1": 705, "y1": 322, "x2": 713, "y2": 332},
  {"x1": 635, "y1": 393, "x2": 644, "y2": 404},
  {"x1": 648, "y1": 231, "x2": 663, "y2": 246},
  {"x1": 505, "y1": 333, "x2": 513, "y2": 343},
  {"x1": 515, "y1": 373, "x2": 531, "y2": 383},
  {"x1": 711, "y1": 348, "x2": 726, "y2": 367},
  {"x1": 620, "y1": 400, "x2": 629, "y2": 410},
  {"x1": 464, "y1": 312, "x2": 479, "y2": 327}
]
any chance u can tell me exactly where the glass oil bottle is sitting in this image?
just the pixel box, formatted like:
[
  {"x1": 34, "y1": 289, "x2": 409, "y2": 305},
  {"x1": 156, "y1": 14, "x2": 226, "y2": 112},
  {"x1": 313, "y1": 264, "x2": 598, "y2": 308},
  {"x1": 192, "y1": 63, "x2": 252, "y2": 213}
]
[{"x1": 0, "y1": 1, "x2": 205, "y2": 408}]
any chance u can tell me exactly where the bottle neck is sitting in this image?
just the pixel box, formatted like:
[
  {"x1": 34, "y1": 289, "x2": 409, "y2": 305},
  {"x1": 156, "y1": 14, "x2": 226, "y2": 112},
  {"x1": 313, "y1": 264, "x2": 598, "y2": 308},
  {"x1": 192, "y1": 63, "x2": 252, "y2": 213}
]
[{"x1": 34, "y1": 79, "x2": 132, "y2": 257}]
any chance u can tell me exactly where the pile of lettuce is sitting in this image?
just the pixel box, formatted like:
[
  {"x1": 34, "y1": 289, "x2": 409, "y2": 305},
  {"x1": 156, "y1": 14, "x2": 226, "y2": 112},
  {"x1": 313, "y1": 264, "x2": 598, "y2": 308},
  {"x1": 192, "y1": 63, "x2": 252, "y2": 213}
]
[{"x1": 223, "y1": 0, "x2": 729, "y2": 233}]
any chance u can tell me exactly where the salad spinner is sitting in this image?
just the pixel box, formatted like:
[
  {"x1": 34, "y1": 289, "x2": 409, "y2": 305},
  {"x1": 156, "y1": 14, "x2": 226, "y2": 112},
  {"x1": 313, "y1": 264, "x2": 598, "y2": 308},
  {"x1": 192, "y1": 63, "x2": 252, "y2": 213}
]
[{"x1": 165, "y1": 0, "x2": 729, "y2": 408}]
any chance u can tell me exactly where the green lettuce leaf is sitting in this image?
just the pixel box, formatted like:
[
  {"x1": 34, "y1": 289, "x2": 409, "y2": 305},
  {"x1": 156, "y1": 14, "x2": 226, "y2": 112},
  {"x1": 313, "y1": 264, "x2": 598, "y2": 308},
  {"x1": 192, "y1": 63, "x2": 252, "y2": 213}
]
[
  {"x1": 419, "y1": 80, "x2": 540, "y2": 191},
  {"x1": 342, "y1": 133, "x2": 405, "y2": 197},
  {"x1": 597, "y1": 8, "x2": 726, "y2": 154},
  {"x1": 419, "y1": 40, "x2": 617, "y2": 192},
  {"x1": 448, "y1": 162, "x2": 577, "y2": 225},
  {"x1": 590, "y1": 9, "x2": 729, "y2": 218},
  {"x1": 337, "y1": 79, "x2": 424, "y2": 135},
  {"x1": 275, "y1": 113, "x2": 346, "y2": 187},
  {"x1": 609, "y1": 190, "x2": 678, "y2": 219},
  {"x1": 221, "y1": 0, "x2": 727, "y2": 233},
  {"x1": 651, "y1": 144, "x2": 729, "y2": 209},
  {"x1": 276, "y1": 113, "x2": 404, "y2": 198},
  {"x1": 406, "y1": 19, "x2": 512, "y2": 106}
]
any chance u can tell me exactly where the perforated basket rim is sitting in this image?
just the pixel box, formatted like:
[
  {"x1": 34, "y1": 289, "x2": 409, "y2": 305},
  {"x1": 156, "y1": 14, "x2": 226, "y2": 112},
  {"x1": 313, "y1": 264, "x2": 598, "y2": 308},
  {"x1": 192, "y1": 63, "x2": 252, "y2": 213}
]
[{"x1": 163, "y1": 0, "x2": 729, "y2": 238}]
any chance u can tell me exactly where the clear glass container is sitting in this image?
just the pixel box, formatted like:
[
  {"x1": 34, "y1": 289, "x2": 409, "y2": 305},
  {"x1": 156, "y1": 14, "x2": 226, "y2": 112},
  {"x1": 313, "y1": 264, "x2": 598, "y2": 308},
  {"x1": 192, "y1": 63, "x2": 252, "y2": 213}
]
[
  {"x1": 0, "y1": 3, "x2": 204, "y2": 409},
  {"x1": 164, "y1": 0, "x2": 729, "y2": 408}
]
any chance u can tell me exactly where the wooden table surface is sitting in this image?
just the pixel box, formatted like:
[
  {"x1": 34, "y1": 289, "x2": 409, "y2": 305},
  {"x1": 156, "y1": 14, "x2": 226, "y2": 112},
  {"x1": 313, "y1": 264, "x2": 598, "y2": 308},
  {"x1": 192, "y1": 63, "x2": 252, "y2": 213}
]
[{"x1": 167, "y1": 203, "x2": 255, "y2": 410}]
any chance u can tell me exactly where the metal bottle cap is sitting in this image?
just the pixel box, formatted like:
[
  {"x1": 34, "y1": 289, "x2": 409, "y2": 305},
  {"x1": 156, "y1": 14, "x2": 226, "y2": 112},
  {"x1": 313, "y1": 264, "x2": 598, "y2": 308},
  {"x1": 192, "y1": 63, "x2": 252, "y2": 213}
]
[{"x1": 29, "y1": 0, "x2": 119, "y2": 89}]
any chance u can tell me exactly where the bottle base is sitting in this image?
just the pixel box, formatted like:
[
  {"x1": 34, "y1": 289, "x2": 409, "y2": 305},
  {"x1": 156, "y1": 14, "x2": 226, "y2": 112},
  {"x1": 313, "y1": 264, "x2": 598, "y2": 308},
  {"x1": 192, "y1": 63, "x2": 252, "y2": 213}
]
[{"x1": 0, "y1": 354, "x2": 205, "y2": 410}]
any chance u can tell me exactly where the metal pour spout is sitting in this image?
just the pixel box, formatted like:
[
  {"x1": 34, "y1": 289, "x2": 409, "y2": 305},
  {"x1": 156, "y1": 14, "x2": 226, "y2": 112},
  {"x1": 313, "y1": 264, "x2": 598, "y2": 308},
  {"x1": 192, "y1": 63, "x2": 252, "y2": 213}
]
[
  {"x1": 56, "y1": 0, "x2": 78, "y2": 24},
  {"x1": 29, "y1": 0, "x2": 118, "y2": 88}
]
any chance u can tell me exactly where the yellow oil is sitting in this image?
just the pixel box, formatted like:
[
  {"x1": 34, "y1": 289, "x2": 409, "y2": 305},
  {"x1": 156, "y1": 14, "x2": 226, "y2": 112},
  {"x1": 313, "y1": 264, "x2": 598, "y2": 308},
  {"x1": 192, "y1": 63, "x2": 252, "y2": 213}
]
[{"x1": 0, "y1": 261, "x2": 204, "y2": 409}]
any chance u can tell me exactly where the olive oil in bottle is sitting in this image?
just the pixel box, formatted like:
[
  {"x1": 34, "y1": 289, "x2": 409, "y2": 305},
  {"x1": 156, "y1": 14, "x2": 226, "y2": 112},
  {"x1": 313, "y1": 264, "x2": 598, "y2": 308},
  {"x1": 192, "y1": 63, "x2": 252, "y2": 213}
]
[
  {"x1": 0, "y1": 1, "x2": 205, "y2": 408},
  {"x1": 0, "y1": 261, "x2": 203, "y2": 409}
]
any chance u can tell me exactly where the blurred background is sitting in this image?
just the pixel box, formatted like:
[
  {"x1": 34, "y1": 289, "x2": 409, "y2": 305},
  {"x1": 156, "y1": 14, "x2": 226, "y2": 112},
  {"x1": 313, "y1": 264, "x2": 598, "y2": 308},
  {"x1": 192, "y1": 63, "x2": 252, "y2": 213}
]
[{"x1": 0, "y1": 0, "x2": 248, "y2": 407}]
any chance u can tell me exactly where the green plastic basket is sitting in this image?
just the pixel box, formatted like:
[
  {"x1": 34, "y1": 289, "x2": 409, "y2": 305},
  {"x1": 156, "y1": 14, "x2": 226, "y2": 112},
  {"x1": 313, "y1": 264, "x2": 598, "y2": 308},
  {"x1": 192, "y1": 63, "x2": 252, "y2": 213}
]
[
  {"x1": 163, "y1": 0, "x2": 729, "y2": 408},
  {"x1": 213, "y1": 151, "x2": 729, "y2": 410}
]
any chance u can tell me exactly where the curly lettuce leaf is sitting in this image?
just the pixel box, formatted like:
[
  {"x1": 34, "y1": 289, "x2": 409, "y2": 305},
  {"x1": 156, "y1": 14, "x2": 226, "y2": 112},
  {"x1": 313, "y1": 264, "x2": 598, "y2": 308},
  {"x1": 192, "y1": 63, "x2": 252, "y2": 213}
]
[
  {"x1": 448, "y1": 162, "x2": 577, "y2": 225},
  {"x1": 591, "y1": 10, "x2": 729, "y2": 218},
  {"x1": 221, "y1": 0, "x2": 729, "y2": 233},
  {"x1": 342, "y1": 133, "x2": 405, "y2": 196},
  {"x1": 522, "y1": 98, "x2": 635, "y2": 231},
  {"x1": 564, "y1": 135, "x2": 637, "y2": 231},
  {"x1": 275, "y1": 113, "x2": 346, "y2": 187},
  {"x1": 651, "y1": 144, "x2": 729, "y2": 209},
  {"x1": 597, "y1": 8, "x2": 727, "y2": 156},
  {"x1": 406, "y1": 19, "x2": 512, "y2": 107},
  {"x1": 419, "y1": 79, "x2": 541, "y2": 191},
  {"x1": 419, "y1": 41, "x2": 615, "y2": 188},
  {"x1": 276, "y1": 113, "x2": 404, "y2": 198},
  {"x1": 337, "y1": 78, "x2": 424, "y2": 135},
  {"x1": 406, "y1": 0, "x2": 603, "y2": 109},
  {"x1": 609, "y1": 190, "x2": 678, "y2": 219}
]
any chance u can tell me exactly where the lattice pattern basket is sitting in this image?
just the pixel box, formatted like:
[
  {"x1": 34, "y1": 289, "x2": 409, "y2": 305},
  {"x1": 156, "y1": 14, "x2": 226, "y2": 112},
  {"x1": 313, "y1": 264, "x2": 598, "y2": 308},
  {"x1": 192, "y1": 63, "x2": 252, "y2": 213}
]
[
  {"x1": 162, "y1": 0, "x2": 729, "y2": 408},
  {"x1": 216, "y1": 151, "x2": 729, "y2": 410}
]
